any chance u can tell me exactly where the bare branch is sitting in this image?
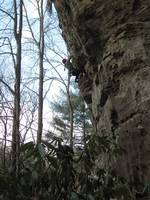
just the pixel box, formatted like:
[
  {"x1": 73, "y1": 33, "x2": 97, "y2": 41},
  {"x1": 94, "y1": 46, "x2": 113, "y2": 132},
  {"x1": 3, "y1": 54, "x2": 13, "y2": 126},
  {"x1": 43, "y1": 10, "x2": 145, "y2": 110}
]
[
  {"x1": 45, "y1": 56, "x2": 67, "y2": 89},
  {"x1": 0, "y1": 52, "x2": 16, "y2": 56},
  {"x1": 23, "y1": 1, "x2": 39, "y2": 46},
  {"x1": 0, "y1": 8, "x2": 14, "y2": 20},
  {"x1": 0, "y1": 78, "x2": 15, "y2": 95}
]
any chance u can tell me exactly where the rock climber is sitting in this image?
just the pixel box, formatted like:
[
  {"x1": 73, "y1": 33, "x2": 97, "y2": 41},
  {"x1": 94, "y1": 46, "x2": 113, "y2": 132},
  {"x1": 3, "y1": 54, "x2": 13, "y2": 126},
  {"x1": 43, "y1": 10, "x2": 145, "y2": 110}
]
[{"x1": 62, "y1": 57, "x2": 80, "y2": 82}]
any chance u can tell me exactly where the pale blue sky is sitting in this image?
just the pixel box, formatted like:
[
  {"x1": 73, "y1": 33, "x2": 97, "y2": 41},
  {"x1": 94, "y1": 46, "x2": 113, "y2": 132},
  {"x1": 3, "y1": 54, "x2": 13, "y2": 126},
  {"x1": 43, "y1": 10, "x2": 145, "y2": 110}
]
[{"x1": 0, "y1": 0, "x2": 71, "y2": 143}]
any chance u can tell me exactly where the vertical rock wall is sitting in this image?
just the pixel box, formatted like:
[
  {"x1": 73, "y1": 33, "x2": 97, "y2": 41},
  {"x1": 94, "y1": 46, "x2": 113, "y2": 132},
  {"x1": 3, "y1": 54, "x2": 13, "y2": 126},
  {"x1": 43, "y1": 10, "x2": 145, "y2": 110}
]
[{"x1": 54, "y1": 0, "x2": 150, "y2": 184}]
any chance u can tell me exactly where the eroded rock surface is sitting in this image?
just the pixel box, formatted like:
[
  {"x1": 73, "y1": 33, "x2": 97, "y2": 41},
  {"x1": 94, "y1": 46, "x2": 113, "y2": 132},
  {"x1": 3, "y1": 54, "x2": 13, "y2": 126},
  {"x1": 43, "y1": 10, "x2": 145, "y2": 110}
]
[{"x1": 54, "y1": 0, "x2": 150, "y2": 186}]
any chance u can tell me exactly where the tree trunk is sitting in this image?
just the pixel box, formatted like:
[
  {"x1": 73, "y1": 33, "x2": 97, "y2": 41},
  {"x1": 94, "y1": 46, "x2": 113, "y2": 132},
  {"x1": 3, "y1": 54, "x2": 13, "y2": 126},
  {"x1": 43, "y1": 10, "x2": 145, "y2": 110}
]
[
  {"x1": 82, "y1": 103, "x2": 87, "y2": 151},
  {"x1": 37, "y1": 0, "x2": 44, "y2": 144},
  {"x1": 53, "y1": 0, "x2": 150, "y2": 198},
  {"x1": 12, "y1": 0, "x2": 23, "y2": 178},
  {"x1": 67, "y1": 72, "x2": 74, "y2": 148}
]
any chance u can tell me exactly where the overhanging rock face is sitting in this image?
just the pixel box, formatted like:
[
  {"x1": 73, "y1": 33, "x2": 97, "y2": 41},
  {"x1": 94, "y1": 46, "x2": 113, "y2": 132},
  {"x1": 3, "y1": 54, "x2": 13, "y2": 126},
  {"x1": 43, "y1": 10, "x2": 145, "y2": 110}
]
[{"x1": 54, "y1": 0, "x2": 150, "y2": 183}]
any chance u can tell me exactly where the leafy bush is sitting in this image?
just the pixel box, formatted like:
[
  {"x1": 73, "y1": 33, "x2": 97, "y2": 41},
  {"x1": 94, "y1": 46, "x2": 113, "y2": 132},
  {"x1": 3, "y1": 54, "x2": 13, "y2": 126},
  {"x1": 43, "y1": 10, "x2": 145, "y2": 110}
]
[{"x1": 0, "y1": 134, "x2": 148, "y2": 199}]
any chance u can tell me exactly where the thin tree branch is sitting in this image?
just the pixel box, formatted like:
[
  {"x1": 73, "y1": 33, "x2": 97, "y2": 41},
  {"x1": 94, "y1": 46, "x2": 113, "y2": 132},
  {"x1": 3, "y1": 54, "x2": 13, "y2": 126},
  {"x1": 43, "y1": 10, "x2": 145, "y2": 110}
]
[
  {"x1": 0, "y1": 78, "x2": 15, "y2": 95},
  {"x1": 23, "y1": 1, "x2": 39, "y2": 46},
  {"x1": 0, "y1": 8, "x2": 14, "y2": 20}
]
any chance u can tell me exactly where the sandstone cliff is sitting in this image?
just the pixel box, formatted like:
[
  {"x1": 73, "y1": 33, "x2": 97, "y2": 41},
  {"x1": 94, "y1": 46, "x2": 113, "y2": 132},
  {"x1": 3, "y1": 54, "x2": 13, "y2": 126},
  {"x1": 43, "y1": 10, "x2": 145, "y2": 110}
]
[{"x1": 54, "y1": 0, "x2": 150, "y2": 188}]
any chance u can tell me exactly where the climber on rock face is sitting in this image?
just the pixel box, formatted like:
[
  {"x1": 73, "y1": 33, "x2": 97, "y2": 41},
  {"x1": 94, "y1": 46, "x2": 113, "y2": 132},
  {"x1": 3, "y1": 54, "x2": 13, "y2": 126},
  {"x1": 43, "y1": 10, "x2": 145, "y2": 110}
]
[{"x1": 62, "y1": 57, "x2": 80, "y2": 82}]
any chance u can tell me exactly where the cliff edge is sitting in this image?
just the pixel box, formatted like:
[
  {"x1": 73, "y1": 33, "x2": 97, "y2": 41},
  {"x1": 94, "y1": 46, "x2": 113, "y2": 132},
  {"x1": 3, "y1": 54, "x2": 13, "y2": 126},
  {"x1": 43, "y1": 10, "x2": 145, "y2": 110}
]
[{"x1": 54, "y1": 0, "x2": 150, "y2": 185}]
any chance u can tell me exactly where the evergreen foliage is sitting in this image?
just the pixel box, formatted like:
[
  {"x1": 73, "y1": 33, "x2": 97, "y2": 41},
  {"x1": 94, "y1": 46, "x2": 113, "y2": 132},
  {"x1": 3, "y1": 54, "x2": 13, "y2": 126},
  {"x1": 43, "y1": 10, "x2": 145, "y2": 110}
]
[
  {"x1": 50, "y1": 82, "x2": 92, "y2": 146},
  {"x1": 0, "y1": 134, "x2": 142, "y2": 200},
  {"x1": 0, "y1": 84, "x2": 148, "y2": 199}
]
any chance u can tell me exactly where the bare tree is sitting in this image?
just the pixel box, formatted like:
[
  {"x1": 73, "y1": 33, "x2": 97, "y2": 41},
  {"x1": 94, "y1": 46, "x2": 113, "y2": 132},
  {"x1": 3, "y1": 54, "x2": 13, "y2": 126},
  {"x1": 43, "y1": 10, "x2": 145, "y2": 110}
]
[
  {"x1": 36, "y1": 0, "x2": 45, "y2": 144},
  {"x1": 0, "y1": 96, "x2": 10, "y2": 170},
  {"x1": 23, "y1": 0, "x2": 49, "y2": 144},
  {"x1": 0, "y1": 0, "x2": 23, "y2": 177},
  {"x1": 0, "y1": 0, "x2": 68, "y2": 155},
  {"x1": 11, "y1": 0, "x2": 23, "y2": 178}
]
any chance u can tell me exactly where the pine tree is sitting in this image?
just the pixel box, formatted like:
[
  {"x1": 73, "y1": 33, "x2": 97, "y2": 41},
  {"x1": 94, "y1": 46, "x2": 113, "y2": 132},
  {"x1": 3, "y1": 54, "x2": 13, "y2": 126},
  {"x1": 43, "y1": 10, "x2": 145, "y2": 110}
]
[{"x1": 49, "y1": 82, "x2": 92, "y2": 147}]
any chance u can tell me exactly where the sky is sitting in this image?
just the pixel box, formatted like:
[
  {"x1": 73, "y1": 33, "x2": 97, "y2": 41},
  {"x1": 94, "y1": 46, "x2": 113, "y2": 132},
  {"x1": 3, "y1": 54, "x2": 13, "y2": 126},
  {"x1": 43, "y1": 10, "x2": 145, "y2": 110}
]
[{"x1": 0, "y1": 0, "x2": 71, "y2": 144}]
